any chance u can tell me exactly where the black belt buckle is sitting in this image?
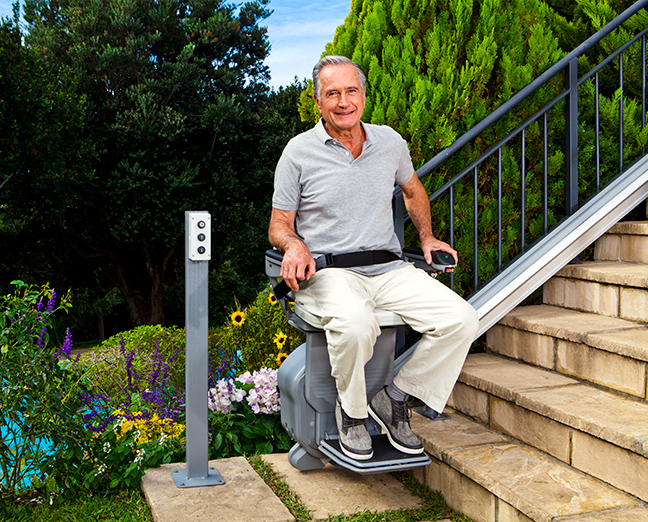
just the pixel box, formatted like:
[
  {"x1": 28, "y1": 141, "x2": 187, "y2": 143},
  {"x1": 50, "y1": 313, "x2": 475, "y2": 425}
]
[{"x1": 324, "y1": 253, "x2": 334, "y2": 267}]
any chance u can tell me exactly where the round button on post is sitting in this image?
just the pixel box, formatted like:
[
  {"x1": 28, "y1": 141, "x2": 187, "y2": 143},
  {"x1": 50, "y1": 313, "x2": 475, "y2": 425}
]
[
  {"x1": 197, "y1": 220, "x2": 206, "y2": 229},
  {"x1": 197, "y1": 233, "x2": 206, "y2": 241},
  {"x1": 197, "y1": 246, "x2": 206, "y2": 254}
]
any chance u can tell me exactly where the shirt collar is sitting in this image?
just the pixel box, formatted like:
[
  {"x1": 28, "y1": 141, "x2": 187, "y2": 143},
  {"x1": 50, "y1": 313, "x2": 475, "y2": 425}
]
[{"x1": 314, "y1": 119, "x2": 374, "y2": 149}]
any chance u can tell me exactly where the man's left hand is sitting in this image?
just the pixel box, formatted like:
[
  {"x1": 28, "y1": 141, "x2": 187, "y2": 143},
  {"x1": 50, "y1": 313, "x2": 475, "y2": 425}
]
[{"x1": 421, "y1": 235, "x2": 458, "y2": 269}]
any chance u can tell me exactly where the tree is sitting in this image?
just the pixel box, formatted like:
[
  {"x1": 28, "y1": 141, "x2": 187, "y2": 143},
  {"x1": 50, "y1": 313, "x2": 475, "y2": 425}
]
[
  {"x1": 21, "y1": 0, "x2": 274, "y2": 327},
  {"x1": 0, "y1": 15, "x2": 95, "y2": 325}
]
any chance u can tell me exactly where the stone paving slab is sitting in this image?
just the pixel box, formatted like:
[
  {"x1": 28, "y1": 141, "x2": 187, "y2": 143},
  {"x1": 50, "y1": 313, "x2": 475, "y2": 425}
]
[
  {"x1": 141, "y1": 457, "x2": 294, "y2": 522},
  {"x1": 518, "y1": 384, "x2": 648, "y2": 456},
  {"x1": 586, "y1": 327, "x2": 648, "y2": 361},
  {"x1": 262, "y1": 452, "x2": 423, "y2": 521},
  {"x1": 444, "y1": 442, "x2": 640, "y2": 522}
]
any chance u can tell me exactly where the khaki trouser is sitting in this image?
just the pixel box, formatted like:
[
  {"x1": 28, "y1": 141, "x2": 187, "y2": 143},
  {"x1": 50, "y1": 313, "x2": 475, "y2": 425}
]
[{"x1": 295, "y1": 264, "x2": 479, "y2": 419}]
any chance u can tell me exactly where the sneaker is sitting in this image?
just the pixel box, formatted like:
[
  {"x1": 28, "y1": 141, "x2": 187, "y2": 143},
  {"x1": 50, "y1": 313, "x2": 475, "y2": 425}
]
[
  {"x1": 368, "y1": 386, "x2": 424, "y2": 455},
  {"x1": 335, "y1": 399, "x2": 373, "y2": 461}
]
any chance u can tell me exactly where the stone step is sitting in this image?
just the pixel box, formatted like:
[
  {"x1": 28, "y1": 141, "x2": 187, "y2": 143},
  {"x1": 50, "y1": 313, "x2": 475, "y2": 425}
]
[
  {"x1": 410, "y1": 406, "x2": 647, "y2": 522},
  {"x1": 594, "y1": 221, "x2": 648, "y2": 264},
  {"x1": 543, "y1": 261, "x2": 648, "y2": 321},
  {"x1": 488, "y1": 304, "x2": 648, "y2": 399},
  {"x1": 447, "y1": 352, "x2": 648, "y2": 503}
]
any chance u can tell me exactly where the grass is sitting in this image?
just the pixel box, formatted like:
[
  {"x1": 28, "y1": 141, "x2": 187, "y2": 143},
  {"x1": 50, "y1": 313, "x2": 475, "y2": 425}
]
[
  {"x1": 0, "y1": 489, "x2": 152, "y2": 522},
  {"x1": 2, "y1": 457, "x2": 473, "y2": 522}
]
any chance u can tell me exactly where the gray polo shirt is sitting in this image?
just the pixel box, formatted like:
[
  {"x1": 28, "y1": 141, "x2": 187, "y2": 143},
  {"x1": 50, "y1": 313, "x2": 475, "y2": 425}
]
[{"x1": 272, "y1": 120, "x2": 415, "y2": 276}]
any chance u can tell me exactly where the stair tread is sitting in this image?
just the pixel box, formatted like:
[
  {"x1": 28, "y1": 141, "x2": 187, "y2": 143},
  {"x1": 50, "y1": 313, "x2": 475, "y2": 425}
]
[
  {"x1": 606, "y1": 221, "x2": 648, "y2": 235},
  {"x1": 460, "y1": 353, "x2": 648, "y2": 456},
  {"x1": 411, "y1": 409, "x2": 643, "y2": 522},
  {"x1": 499, "y1": 304, "x2": 648, "y2": 361},
  {"x1": 555, "y1": 260, "x2": 648, "y2": 287}
]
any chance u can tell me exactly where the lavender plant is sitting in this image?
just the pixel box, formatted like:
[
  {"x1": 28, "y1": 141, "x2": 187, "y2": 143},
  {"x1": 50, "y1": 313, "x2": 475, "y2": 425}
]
[{"x1": 77, "y1": 325, "x2": 186, "y2": 431}]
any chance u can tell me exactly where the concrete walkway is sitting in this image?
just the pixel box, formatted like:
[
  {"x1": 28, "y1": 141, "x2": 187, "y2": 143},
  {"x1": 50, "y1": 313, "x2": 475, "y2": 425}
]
[{"x1": 141, "y1": 453, "x2": 429, "y2": 522}]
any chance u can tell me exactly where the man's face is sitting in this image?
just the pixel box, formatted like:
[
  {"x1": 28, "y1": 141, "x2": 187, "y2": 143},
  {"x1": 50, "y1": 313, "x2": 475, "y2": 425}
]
[{"x1": 314, "y1": 63, "x2": 366, "y2": 136}]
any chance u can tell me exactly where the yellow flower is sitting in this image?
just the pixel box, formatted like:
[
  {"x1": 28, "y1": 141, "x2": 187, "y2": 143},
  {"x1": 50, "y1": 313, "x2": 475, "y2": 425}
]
[
  {"x1": 230, "y1": 310, "x2": 246, "y2": 327},
  {"x1": 273, "y1": 330, "x2": 287, "y2": 349},
  {"x1": 268, "y1": 293, "x2": 278, "y2": 305},
  {"x1": 276, "y1": 352, "x2": 288, "y2": 367}
]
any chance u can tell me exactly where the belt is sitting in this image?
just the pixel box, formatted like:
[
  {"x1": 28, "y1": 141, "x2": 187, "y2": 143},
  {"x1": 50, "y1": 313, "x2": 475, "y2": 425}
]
[{"x1": 273, "y1": 250, "x2": 401, "y2": 300}]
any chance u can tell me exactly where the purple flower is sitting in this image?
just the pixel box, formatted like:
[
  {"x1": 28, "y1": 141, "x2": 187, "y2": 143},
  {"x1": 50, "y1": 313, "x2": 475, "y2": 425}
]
[
  {"x1": 46, "y1": 290, "x2": 57, "y2": 312},
  {"x1": 36, "y1": 326, "x2": 47, "y2": 348},
  {"x1": 56, "y1": 328, "x2": 73, "y2": 358}
]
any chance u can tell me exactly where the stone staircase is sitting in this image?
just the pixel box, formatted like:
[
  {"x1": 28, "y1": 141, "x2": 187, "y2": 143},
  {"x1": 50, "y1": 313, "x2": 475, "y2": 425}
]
[{"x1": 411, "y1": 220, "x2": 648, "y2": 522}]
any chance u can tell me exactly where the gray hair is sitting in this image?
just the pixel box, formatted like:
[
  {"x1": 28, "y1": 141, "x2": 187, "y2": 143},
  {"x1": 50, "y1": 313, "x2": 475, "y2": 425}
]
[{"x1": 312, "y1": 56, "x2": 367, "y2": 100}]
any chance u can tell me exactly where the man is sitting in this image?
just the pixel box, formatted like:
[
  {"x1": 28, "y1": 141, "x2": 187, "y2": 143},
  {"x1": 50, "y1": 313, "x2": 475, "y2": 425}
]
[{"x1": 268, "y1": 56, "x2": 478, "y2": 461}]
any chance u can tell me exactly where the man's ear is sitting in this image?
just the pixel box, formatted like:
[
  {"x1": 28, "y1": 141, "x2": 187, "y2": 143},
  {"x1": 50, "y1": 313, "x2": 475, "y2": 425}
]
[{"x1": 313, "y1": 95, "x2": 322, "y2": 115}]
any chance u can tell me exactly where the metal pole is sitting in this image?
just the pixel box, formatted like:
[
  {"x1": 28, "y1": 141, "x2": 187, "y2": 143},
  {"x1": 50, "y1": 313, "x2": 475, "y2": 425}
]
[
  {"x1": 565, "y1": 58, "x2": 579, "y2": 217},
  {"x1": 171, "y1": 211, "x2": 224, "y2": 488}
]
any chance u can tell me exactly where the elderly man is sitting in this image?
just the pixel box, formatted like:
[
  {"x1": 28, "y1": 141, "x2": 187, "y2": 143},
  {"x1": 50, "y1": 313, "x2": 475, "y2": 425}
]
[{"x1": 268, "y1": 56, "x2": 478, "y2": 461}]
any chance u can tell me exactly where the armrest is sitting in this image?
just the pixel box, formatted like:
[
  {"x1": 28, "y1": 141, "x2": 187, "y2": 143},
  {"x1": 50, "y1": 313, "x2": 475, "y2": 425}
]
[
  {"x1": 265, "y1": 249, "x2": 284, "y2": 278},
  {"x1": 403, "y1": 247, "x2": 456, "y2": 273}
]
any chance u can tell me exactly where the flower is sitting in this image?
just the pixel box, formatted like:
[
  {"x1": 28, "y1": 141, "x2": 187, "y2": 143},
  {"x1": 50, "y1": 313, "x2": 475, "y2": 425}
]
[
  {"x1": 273, "y1": 331, "x2": 287, "y2": 349},
  {"x1": 230, "y1": 310, "x2": 246, "y2": 327},
  {"x1": 276, "y1": 352, "x2": 288, "y2": 367},
  {"x1": 55, "y1": 328, "x2": 73, "y2": 359},
  {"x1": 208, "y1": 368, "x2": 280, "y2": 415},
  {"x1": 111, "y1": 408, "x2": 185, "y2": 445},
  {"x1": 268, "y1": 293, "x2": 278, "y2": 305}
]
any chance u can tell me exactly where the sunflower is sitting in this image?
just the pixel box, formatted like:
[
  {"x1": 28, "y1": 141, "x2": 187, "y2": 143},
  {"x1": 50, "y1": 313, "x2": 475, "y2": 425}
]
[
  {"x1": 273, "y1": 330, "x2": 288, "y2": 349},
  {"x1": 276, "y1": 352, "x2": 288, "y2": 367},
  {"x1": 230, "y1": 310, "x2": 246, "y2": 327},
  {"x1": 268, "y1": 293, "x2": 278, "y2": 305}
]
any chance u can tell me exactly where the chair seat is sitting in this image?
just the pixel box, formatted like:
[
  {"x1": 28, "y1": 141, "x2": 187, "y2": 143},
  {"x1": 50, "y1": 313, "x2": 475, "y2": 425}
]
[{"x1": 294, "y1": 302, "x2": 406, "y2": 329}]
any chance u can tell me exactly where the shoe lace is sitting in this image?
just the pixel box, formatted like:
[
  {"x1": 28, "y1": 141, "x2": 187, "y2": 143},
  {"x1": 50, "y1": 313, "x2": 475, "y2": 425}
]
[
  {"x1": 342, "y1": 411, "x2": 366, "y2": 429},
  {"x1": 391, "y1": 398, "x2": 411, "y2": 425}
]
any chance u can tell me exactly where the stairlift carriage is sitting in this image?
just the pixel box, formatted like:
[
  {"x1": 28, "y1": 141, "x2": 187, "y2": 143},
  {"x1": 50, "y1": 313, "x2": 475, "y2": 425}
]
[{"x1": 265, "y1": 247, "x2": 456, "y2": 474}]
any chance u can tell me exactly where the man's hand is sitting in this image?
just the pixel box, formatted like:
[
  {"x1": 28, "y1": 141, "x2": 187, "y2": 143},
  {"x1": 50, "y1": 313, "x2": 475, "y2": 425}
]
[
  {"x1": 268, "y1": 207, "x2": 317, "y2": 292},
  {"x1": 420, "y1": 233, "x2": 458, "y2": 268},
  {"x1": 280, "y1": 241, "x2": 316, "y2": 292}
]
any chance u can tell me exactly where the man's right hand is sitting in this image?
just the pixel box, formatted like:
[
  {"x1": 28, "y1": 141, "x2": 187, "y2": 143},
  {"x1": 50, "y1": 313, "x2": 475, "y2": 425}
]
[
  {"x1": 280, "y1": 242, "x2": 316, "y2": 293},
  {"x1": 268, "y1": 207, "x2": 317, "y2": 293}
]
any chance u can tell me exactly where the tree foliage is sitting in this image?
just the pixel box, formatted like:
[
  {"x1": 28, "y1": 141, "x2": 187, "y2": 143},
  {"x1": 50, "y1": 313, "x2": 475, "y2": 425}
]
[{"x1": 18, "y1": 0, "x2": 275, "y2": 328}]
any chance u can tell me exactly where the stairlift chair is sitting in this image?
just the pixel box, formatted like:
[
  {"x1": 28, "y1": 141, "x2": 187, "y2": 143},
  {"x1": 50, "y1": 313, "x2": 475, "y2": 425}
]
[{"x1": 265, "y1": 247, "x2": 455, "y2": 474}]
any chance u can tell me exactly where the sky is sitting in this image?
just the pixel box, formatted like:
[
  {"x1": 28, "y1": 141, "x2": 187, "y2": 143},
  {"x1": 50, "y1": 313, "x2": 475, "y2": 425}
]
[{"x1": 0, "y1": 0, "x2": 351, "y2": 89}]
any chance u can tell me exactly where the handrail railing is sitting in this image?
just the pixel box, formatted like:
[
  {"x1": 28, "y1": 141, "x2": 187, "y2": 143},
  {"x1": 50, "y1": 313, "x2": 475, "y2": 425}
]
[{"x1": 394, "y1": 0, "x2": 648, "y2": 315}]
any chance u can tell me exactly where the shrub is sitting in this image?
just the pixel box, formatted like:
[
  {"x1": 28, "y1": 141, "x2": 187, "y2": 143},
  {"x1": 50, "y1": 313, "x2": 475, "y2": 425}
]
[
  {"x1": 212, "y1": 285, "x2": 304, "y2": 373},
  {"x1": 0, "y1": 281, "x2": 87, "y2": 498}
]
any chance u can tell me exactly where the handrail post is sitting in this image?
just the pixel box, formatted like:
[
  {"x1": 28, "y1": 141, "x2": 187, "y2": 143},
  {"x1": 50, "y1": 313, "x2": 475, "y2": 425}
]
[{"x1": 565, "y1": 57, "x2": 579, "y2": 217}]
